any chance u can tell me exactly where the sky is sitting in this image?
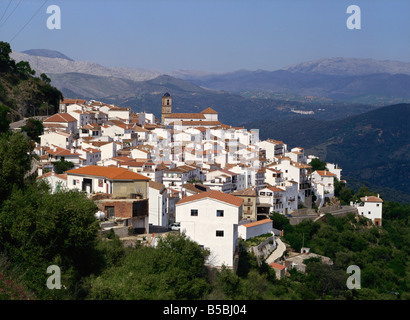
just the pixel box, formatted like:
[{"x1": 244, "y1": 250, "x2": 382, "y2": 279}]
[{"x1": 0, "y1": 0, "x2": 409, "y2": 73}]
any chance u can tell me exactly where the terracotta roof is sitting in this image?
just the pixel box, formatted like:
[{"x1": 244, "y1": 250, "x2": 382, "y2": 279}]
[
  {"x1": 44, "y1": 113, "x2": 77, "y2": 123},
  {"x1": 46, "y1": 146, "x2": 80, "y2": 156},
  {"x1": 361, "y1": 196, "x2": 383, "y2": 203},
  {"x1": 149, "y1": 180, "x2": 166, "y2": 191},
  {"x1": 241, "y1": 218, "x2": 272, "y2": 228},
  {"x1": 267, "y1": 186, "x2": 285, "y2": 192},
  {"x1": 176, "y1": 190, "x2": 243, "y2": 207},
  {"x1": 170, "y1": 120, "x2": 221, "y2": 126},
  {"x1": 61, "y1": 99, "x2": 86, "y2": 105},
  {"x1": 230, "y1": 187, "x2": 257, "y2": 197},
  {"x1": 200, "y1": 107, "x2": 218, "y2": 114},
  {"x1": 269, "y1": 262, "x2": 285, "y2": 270},
  {"x1": 66, "y1": 165, "x2": 150, "y2": 181},
  {"x1": 315, "y1": 170, "x2": 336, "y2": 177},
  {"x1": 165, "y1": 113, "x2": 206, "y2": 119}
]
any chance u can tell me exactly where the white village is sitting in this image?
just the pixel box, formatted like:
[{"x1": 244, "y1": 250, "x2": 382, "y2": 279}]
[{"x1": 31, "y1": 93, "x2": 383, "y2": 276}]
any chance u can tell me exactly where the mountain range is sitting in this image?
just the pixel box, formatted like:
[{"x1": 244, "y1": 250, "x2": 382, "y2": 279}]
[{"x1": 11, "y1": 50, "x2": 410, "y2": 124}]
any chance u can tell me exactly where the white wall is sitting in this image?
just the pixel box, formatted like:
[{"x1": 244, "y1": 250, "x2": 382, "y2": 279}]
[{"x1": 176, "y1": 198, "x2": 241, "y2": 268}]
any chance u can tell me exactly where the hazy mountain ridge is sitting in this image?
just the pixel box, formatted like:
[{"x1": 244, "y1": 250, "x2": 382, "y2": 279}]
[
  {"x1": 281, "y1": 57, "x2": 410, "y2": 76},
  {"x1": 21, "y1": 49, "x2": 74, "y2": 61},
  {"x1": 10, "y1": 51, "x2": 161, "y2": 82}
]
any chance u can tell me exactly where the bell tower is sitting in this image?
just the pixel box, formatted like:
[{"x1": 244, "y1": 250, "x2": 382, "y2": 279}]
[{"x1": 161, "y1": 92, "x2": 172, "y2": 124}]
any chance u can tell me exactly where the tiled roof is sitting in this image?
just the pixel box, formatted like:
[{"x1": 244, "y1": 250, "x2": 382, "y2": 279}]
[
  {"x1": 176, "y1": 190, "x2": 243, "y2": 207},
  {"x1": 361, "y1": 196, "x2": 383, "y2": 203},
  {"x1": 230, "y1": 187, "x2": 257, "y2": 197},
  {"x1": 269, "y1": 262, "x2": 285, "y2": 270},
  {"x1": 61, "y1": 99, "x2": 86, "y2": 105},
  {"x1": 165, "y1": 113, "x2": 206, "y2": 119},
  {"x1": 315, "y1": 170, "x2": 336, "y2": 177},
  {"x1": 200, "y1": 107, "x2": 218, "y2": 114},
  {"x1": 241, "y1": 218, "x2": 272, "y2": 228},
  {"x1": 170, "y1": 121, "x2": 222, "y2": 126},
  {"x1": 66, "y1": 165, "x2": 150, "y2": 181},
  {"x1": 44, "y1": 113, "x2": 77, "y2": 123},
  {"x1": 149, "y1": 180, "x2": 166, "y2": 191}
]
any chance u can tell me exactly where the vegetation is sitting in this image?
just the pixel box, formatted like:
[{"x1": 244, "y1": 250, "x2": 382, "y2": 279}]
[
  {"x1": 0, "y1": 41, "x2": 63, "y2": 121},
  {"x1": 308, "y1": 158, "x2": 327, "y2": 172},
  {"x1": 0, "y1": 128, "x2": 408, "y2": 300}
]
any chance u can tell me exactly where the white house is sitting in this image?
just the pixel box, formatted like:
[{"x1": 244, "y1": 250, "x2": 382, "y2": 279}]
[
  {"x1": 176, "y1": 190, "x2": 244, "y2": 269},
  {"x1": 311, "y1": 170, "x2": 336, "y2": 198},
  {"x1": 238, "y1": 218, "x2": 274, "y2": 240},
  {"x1": 352, "y1": 195, "x2": 383, "y2": 226},
  {"x1": 149, "y1": 180, "x2": 168, "y2": 227},
  {"x1": 36, "y1": 172, "x2": 67, "y2": 193},
  {"x1": 43, "y1": 113, "x2": 78, "y2": 134}
]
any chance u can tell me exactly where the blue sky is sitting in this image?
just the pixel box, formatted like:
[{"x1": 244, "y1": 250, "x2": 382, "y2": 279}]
[{"x1": 1, "y1": 0, "x2": 409, "y2": 73}]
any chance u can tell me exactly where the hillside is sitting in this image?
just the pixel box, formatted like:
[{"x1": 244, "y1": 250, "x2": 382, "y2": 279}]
[
  {"x1": 0, "y1": 43, "x2": 63, "y2": 121},
  {"x1": 243, "y1": 103, "x2": 410, "y2": 203}
]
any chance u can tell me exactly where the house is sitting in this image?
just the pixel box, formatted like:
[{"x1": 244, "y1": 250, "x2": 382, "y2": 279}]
[
  {"x1": 149, "y1": 180, "x2": 168, "y2": 227},
  {"x1": 269, "y1": 262, "x2": 286, "y2": 279},
  {"x1": 43, "y1": 113, "x2": 78, "y2": 134},
  {"x1": 66, "y1": 165, "x2": 150, "y2": 233},
  {"x1": 162, "y1": 165, "x2": 201, "y2": 189},
  {"x1": 230, "y1": 186, "x2": 258, "y2": 220},
  {"x1": 311, "y1": 170, "x2": 336, "y2": 197},
  {"x1": 238, "y1": 218, "x2": 273, "y2": 240},
  {"x1": 40, "y1": 131, "x2": 74, "y2": 149},
  {"x1": 351, "y1": 195, "x2": 383, "y2": 226},
  {"x1": 36, "y1": 172, "x2": 67, "y2": 193},
  {"x1": 175, "y1": 190, "x2": 244, "y2": 269}
]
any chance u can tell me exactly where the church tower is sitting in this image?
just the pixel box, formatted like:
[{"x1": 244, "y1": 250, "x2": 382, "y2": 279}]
[{"x1": 161, "y1": 92, "x2": 172, "y2": 124}]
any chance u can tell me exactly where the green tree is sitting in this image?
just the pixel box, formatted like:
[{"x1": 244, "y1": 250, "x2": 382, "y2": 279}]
[
  {"x1": 20, "y1": 118, "x2": 43, "y2": 142},
  {"x1": 0, "y1": 132, "x2": 32, "y2": 203},
  {"x1": 53, "y1": 159, "x2": 74, "y2": 174},
  {"x1": 308, "y1": 158, "x2": 328, "y2": 172},
  {"x1": 0, "y1": 105, "x2": 10, "y2": 133},
  {"x1": 0, "y1": 183, "x2": 100, "y2": 299},
  {"x1": 0, "y1": 42, "x2": 13, "y2": 73},
  {"x1": 88, "y1": 233, "x2": 210, "y2": 300}
]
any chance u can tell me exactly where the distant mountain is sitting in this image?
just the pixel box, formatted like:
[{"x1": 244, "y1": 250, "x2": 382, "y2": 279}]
[
  {"x1": 281, "y1": 57, "x2": 410, "y2": 76},
  {"x1": 185, "y1": 69, "x2": 410, "y2": 103},
  {"x1": 21, "y1": 49, "x2": 74, "y2": 61},
  {"x1": 44, "y1": 72, "x2": 376, "y2": 125},
  {"x1": 10, "y1": 51, "x2": 161, "y2": 82},
  {"x1": 243, "y1": 103, "x2": 410, "y2": 203},
  {"x1": 182, "y1": 58, "x2": 410, "y2": 105}
]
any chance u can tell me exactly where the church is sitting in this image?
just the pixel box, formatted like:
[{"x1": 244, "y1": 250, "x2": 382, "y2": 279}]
[{"x1": 160, "y1": 93, "x2": 221, "y2": 128}]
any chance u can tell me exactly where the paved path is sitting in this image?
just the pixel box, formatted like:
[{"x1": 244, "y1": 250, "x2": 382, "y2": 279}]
[{"x1": 265, "y1": 237, "x2": 286, "y2": 264}]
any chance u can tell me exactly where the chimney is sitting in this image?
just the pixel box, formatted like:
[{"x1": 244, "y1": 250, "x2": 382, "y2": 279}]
[{"x1": 365, "y1": 196, "x2": 368, "y2": 201}]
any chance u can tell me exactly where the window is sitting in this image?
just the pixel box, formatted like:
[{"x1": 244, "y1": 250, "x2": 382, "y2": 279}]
[
  {"x1": 191, "y1": 209, "x2": 198, "y2": 216},
  {"x1": 267, "y1": 192, "x2": 272, "y2": 196},
  {"x1": 73, "y1": 179, "x2": 76, "y2": 186},
  {"x1": 376, "y1": 204, "x2": 380, "y2": 207},
  {"x1": 260, "y1": 192, "x2": 265, "y2": 196},
  {"x1": 106, "y1": 206, "x2": 115, "y2": 219},
  {"x1": 216, "y1": 210, "x2": 224, "y2": 217},
  {"x1": 216, "y1": 230, "x2": 224, "y2": 237}
]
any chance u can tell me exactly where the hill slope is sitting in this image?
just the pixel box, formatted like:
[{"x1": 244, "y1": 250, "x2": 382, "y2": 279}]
[{"x1": 244, "y1": 103, "x2": 410, "y2": 202}]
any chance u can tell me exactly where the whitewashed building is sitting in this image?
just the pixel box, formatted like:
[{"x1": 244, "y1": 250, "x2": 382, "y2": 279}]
[{"x1": 176, "y1": 190, "x2": 243, "y2": 268}]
